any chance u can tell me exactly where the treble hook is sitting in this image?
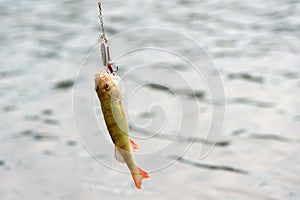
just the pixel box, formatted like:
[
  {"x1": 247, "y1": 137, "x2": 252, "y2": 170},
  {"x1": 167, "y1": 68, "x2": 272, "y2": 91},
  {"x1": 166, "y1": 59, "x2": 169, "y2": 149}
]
[{"x1": 106, "y1": 63, "x2": 119, "y2": 75}]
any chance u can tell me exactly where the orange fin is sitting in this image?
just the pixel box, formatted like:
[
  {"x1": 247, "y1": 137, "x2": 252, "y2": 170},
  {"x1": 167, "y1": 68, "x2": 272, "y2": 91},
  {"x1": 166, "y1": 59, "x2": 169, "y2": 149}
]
[
  {"x1": 132, "y1": 167, "x2": 150, "y2": 189},
  {"x1": 130, "y1": 139, "x2": 140, "y2": 152}
]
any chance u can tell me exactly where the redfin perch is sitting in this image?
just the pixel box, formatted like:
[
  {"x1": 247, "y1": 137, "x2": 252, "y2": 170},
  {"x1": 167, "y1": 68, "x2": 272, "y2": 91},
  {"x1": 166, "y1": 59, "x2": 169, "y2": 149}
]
[{"x1": 94, "y1": 70, "x2": 149, "y2": 189}]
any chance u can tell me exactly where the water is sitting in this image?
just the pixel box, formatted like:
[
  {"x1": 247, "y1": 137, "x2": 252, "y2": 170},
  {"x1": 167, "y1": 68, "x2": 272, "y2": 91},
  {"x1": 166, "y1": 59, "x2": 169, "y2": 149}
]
[{"x1": 0, "y1": 0, "x2": 299, "y2": 199}]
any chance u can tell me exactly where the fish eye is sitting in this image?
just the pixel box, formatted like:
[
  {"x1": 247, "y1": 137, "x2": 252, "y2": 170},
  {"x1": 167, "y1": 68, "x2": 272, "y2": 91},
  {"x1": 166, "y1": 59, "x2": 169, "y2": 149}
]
[{"x1": 104, "y1": 83, "x2": 110, "y2": 91}]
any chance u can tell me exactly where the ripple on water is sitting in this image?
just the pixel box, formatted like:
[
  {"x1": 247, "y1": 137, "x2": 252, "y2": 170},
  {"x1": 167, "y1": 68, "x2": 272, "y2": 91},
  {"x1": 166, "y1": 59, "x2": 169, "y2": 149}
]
[
  {"x1": 19, "y1": 129, "x2": 58, "y2": 141},
  {"x1": 227, "y1": 73, "x2": 264, "y2": 84},
  {"x1": 54, "y1": 79, "x2": 75, "y2": 90}
]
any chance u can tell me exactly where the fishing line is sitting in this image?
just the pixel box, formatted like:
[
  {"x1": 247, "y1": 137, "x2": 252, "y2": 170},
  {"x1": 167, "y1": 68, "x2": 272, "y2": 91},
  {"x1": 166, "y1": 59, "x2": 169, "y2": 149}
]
[{"x1": 98, "y1": 0, "x2": 118, "y2": 75}]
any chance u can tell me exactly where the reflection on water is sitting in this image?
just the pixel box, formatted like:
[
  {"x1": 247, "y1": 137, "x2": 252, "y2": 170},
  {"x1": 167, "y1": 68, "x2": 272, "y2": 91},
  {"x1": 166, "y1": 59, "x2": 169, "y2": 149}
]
[{"x1": 0, "y1": 0, "x2": 299, "y2": 199}]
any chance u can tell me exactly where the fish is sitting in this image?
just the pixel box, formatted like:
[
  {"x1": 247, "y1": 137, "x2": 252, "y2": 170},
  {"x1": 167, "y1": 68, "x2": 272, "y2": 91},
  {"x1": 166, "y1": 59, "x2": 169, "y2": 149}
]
[{"x1": 94, "y1": 70, "x2": 150, "y2": 189}]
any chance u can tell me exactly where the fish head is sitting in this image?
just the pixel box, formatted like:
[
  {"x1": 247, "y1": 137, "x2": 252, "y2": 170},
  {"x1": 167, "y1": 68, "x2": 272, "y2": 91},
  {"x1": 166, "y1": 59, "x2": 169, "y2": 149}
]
[{"x1": 94, "y1": 70, "x2": 122, "y2": 102}]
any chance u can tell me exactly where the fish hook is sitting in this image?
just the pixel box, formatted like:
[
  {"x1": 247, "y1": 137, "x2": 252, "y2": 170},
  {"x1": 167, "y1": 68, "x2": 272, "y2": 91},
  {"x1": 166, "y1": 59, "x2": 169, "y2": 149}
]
[{"x1": 106, "y1": 63, "x2": 119, "y2": 75}]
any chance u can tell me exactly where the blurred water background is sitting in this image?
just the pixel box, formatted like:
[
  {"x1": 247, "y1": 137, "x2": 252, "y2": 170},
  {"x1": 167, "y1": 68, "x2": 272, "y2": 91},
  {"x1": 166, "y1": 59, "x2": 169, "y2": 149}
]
[{"x1": 0, "y1": 0, "x2": 299, "y2": 199}]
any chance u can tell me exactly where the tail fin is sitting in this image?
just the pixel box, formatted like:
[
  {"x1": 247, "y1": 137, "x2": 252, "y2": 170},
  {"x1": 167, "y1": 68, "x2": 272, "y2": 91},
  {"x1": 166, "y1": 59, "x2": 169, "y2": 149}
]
[{"x1": 131, "y1": 167, "x2": 150, "y2": 189}]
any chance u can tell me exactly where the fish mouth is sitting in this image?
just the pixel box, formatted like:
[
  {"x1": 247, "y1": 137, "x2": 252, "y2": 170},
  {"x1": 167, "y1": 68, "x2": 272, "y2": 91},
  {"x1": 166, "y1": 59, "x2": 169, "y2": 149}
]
[
  {"x1": 95, "y1": 70, "x2": 106, "y2": 79},
  {"x1": 94, "y1": 70, "x2": 107, "y2": 85},
  {"x1": 95, "y1": 70, "x2": 120, "y2": 85}
]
